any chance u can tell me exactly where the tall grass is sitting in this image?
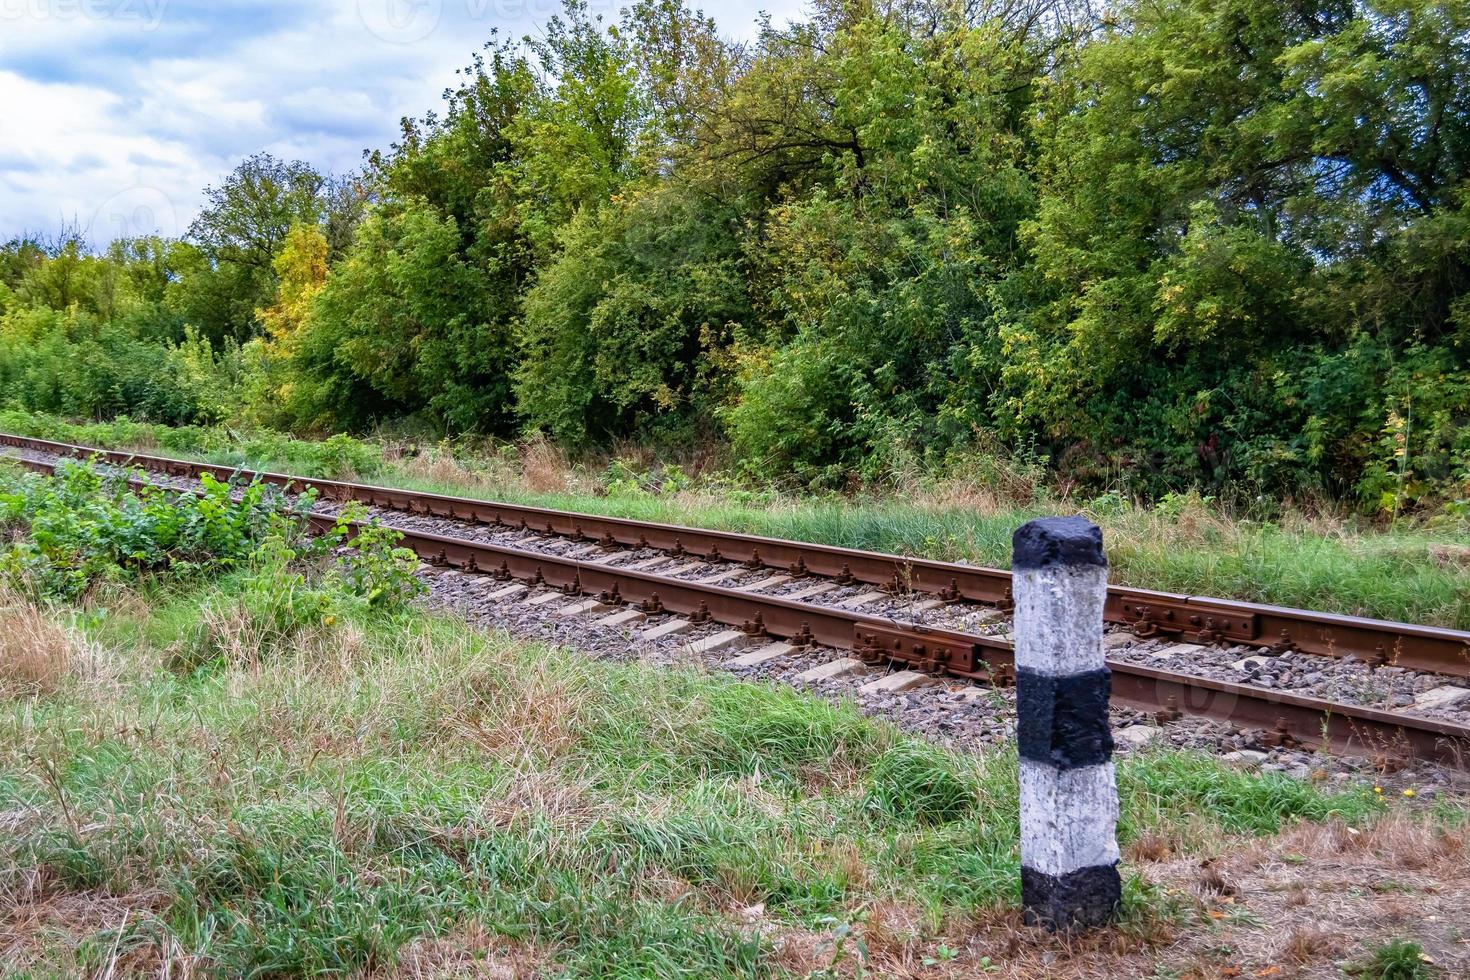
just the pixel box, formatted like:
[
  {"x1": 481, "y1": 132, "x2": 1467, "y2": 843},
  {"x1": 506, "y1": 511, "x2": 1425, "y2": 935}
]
[
  {"x1": 0, "y1": 581, "x2": 1384, "y2": 976},
  {"x1": 0, "y1": 588, "x2": 72, "y2": 698}
]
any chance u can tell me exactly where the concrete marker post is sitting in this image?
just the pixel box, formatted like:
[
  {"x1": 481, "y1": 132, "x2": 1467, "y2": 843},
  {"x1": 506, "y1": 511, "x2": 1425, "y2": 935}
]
[{"x1": 1012, "y1": 516, "x2": 1121, "y2": 930}]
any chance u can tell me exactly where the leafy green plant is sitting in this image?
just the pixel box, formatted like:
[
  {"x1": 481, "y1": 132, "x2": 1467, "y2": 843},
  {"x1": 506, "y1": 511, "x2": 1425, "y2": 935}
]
[
  {"x1": 0, "y1": 460, "x2": 312, "y2": 600},
  {"x1": 0, "y1": 460, "x2": 420, "y2": 628},
  {"x1": 321, "y1": 507, "x2": 426, "y2": 609}
]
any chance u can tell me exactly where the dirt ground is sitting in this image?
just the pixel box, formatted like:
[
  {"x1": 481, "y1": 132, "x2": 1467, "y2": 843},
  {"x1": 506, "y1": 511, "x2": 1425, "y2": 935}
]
[{"x1": 811, "y1": 813, "x2": 1470, "y2": 980}]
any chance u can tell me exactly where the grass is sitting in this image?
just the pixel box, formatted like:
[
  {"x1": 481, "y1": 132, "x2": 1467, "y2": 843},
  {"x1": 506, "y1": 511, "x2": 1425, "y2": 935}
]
[
  {"x1": 3, "y1": 410, "x2": 1469, "y2": 628},
  {"x1": 0, "y1": 577, "x2": 1391, "y2": 977},
  {"x1": 0, "y1": 589, "x2": 71, "y2": 698},
  {"x1": 1348, "y1": 940, "x2": 1439, "y2": 979}
]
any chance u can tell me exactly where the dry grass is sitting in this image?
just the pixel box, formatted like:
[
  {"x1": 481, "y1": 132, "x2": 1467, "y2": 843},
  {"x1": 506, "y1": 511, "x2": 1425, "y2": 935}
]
[
  {"x1": 1138, "y1": 815, "x2": 1470, "y2": 976},
  {"x1": 518, "y1": 436, "x2": 577, "y2": 495},
  {"x1": 1249, "y1": 813, "x2": 1467, "y2": 875},
  {"x1": 0, "y1": 882, "x2": 180, "y2": 979},
  {"x1": 480, "y1": 770, "x2": 603, "y2": 836},
  {"x1": 770, "y1": 815, "x2": 1470, "y2": 978},
  {"x1": 453, "y1": 662, "x2": 587, "y2": 766},
  {"x1": 0, "y1": 576, "x2": 1455, "y2": 978},
  {"x1": 0, "y1": 590, "x2": 71, "y2": 699},
  {"x1": 170, "y1": 595, "x2": 363, "y2": 677},
  {"x1": 1281, "y1": 924, "x2": 1348, "y2": 965},
  {"x1": 762, "y1": 903, "x2": 1178, "y2": 980},
  {"x1": 369, "y1": 924, "x2": 546, "y2": 979},
  {"x1": 1124, "y1": 831, "x2": 1173, "y2": 863},
  {"x1": 1429, "y1": 543, "x2": 1470, "y2": 569}
]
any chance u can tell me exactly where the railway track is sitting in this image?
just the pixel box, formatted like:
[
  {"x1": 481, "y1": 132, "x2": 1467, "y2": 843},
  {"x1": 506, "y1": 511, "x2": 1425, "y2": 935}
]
[{"x1": 5, "y1": 431, "x2": 1470, "y2": 767}]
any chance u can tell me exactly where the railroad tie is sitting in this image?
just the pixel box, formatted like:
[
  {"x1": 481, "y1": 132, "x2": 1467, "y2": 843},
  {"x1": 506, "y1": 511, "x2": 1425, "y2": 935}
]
[
  {"x1": 557, "y1": 598, "x2": 611, "y2": 618},
  {"x1": 857, "y1": 670, "x2": 934, "y2": 695},
  {"x1": 794, "y1": 657, "x2": 863, "y2": 682},
  {"x1": 486, "y1": 583, "x2": 528, "y2": 600},
  {"x1": 638, "y1": 618, "x2": 694, "y2": 641},
  {"x1": 724, "y1": 642, "x2": 795, "y2": 667},
  {"x1": 684, "y1": 630, "x2": 749, "y2": 655},
  {"x1": 596, "y1": 608, "x2": 648, "y2": 628},
  {"x1": 736, "y1": 574, "x2": 791, "y2": 592},
  {"x1": 784, "y1": 582, "x2": 840, "y2": 601}
]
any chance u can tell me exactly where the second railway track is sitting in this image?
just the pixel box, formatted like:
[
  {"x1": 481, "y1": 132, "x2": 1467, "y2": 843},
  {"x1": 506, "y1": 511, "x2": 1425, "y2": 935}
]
[{"x1": 5, "y1": 431, "x2": 1470, "y2": 767}]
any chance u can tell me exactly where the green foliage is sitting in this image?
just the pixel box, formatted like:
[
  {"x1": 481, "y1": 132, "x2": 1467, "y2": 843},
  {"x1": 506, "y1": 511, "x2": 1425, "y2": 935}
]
[
  {"x1": 325, "y1": 510, "x2": 427, "y2": 609},
  {"x1": 1348, "y1": 939, "x2": 1439, "y2": 979},
  {"x1": 170, "y1": 515, "x2": 424, "y2": 673},
  {"x1": 0, "y1": 306, "x2": 236, "y2": 424},
  {"x1": 0, "y1": 409, "x2": 384, "y2": 480},
  {"x1": 508, "y1": 1, "x2": 647, "y2": 256},
  {"x1": 283, "y1": 205, "x2": 517, "y2": 431},
  {"x1": 7, "y1": 0, "x2": 1470, "y2": 508},
  {"x1": 182, "y1": 153, "x2": 334, "y2": 344},
  {"x1": 0, "y1": 460, "x2": 312, "y2": 600},
  {"x1": 0, "y1": 457, "x2": 420, "y2": 679},
  {"x1": 1000, "y1": 0, "x2": 1470, "y2": 500},
  {"x1": 863, "y1": 742, "x2": 978, "y2": 826},
  {"x1": 516, "y1": 184, "x2": 751, "y2": 442}
]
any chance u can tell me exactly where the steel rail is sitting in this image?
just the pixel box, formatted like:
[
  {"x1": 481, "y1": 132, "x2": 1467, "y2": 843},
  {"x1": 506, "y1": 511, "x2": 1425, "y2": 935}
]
[
  {"x1": 370, "y1": 521, "x2": 1470, "y2": 767},
  {"x1": 5, "y1": 431, "x2": 1470, "y2": 678},
  {"x1": 8, "y1": 449, "x2": 1470, "y2": 767}
]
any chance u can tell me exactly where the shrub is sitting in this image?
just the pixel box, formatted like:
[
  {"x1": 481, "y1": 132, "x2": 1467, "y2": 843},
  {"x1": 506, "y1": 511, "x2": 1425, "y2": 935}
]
[
  {"x1": 0, "y1": 461, "x2": 312, "y2": 600},
  {"x1": 0, "y1": 461, "x2": 423, "y2": 669}
]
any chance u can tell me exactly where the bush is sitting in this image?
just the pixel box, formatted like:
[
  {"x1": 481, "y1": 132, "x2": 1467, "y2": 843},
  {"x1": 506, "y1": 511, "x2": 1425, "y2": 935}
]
[
  {"x1": 0, "y1": 459, "x2": 419, "y2": 604},
  {"x1": 0, "y1": 461, "x2": 311, "y2": 600},
  {"x1": 0, "y1": 409, "x2": 385, "y2": 480},
  {"x1": 0, "y1": 308, "x2": 240, "y2": 425}
]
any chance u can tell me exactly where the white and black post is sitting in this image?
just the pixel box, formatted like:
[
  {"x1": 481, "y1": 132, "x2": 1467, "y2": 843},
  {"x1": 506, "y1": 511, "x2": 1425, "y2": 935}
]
[{"x1": 1013, "y1": 516, "x2": 1121, "y2": 930}]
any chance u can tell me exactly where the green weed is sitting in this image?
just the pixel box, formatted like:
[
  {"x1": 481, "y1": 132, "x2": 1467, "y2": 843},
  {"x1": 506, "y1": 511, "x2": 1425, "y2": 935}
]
[
  {"x1": 863, "y1": 742, "x2": 978, "y2": 826},
  {"x1": 1348, "y1": 939, "x2": 1439, "y2": 979}
]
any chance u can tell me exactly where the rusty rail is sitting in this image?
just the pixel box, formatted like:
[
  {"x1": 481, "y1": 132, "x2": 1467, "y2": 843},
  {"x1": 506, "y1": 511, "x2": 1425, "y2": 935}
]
[
  {"x1": 6, "y1": 442, "x2": 1470, "y2": 767},
  {"x1": 4, "y1": 430, "x2": 1467, "y2": 677}
]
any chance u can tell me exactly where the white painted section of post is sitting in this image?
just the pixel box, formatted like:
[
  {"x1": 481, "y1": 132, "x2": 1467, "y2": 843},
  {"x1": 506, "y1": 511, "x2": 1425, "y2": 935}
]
[
  {"x1": 1018, "y1": 762, "x2": 1120, "y2": 876},
  {"x1": 1013, "y1": 564, "x2": 1110, "y2": 677}
]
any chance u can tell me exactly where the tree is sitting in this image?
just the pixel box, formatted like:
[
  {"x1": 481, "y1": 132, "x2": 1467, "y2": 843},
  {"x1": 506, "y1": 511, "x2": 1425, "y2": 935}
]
[
  {"x1": 516, "y1": 183, "x2": 751, "y2": 442},
  {"x1": 183, "y1": 153, "x2": 326, "y2": 342},
  {"x1": 717, "y1": 5, "x2": 1043, "y2": 478},
  {"x1": 284, "y1": 203, "x2": 516, "y2": 432},
  {"x1": 1001, "y1": 0, "x2": 1470, "y2": 494},
  {"x1": 509, "y1": 1, "x2": 649, "y2": 256}
]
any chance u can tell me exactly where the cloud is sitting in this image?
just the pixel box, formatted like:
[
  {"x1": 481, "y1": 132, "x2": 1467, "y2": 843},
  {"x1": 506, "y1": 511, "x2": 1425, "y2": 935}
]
[{"x1": 0, "y1": 0, "x2": 800, "y2": 246}]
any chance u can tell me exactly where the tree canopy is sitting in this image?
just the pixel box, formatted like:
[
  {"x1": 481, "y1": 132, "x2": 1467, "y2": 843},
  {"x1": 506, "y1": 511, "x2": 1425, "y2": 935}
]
[{"x1": 3, "y1": 0, "x2": 1468, "y2": 508}]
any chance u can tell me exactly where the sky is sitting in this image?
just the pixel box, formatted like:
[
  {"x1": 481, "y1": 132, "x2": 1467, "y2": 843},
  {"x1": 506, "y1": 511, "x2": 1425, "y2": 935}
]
[{"x1": 0, "y1": 0, "x2": 799, "y2": 246}]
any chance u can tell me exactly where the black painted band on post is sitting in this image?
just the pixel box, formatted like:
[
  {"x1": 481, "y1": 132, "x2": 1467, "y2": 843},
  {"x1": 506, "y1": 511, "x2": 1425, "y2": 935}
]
[
  {"x1": 1021, "y1": 864, "x2": 1124, "y2": 931},
  {"x1": 1015, "y1": 667, "x2": 1115, "y2": 770},
  {"x1": 1012, "y1": 516, "x2": 1107, "y2": 571}
]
